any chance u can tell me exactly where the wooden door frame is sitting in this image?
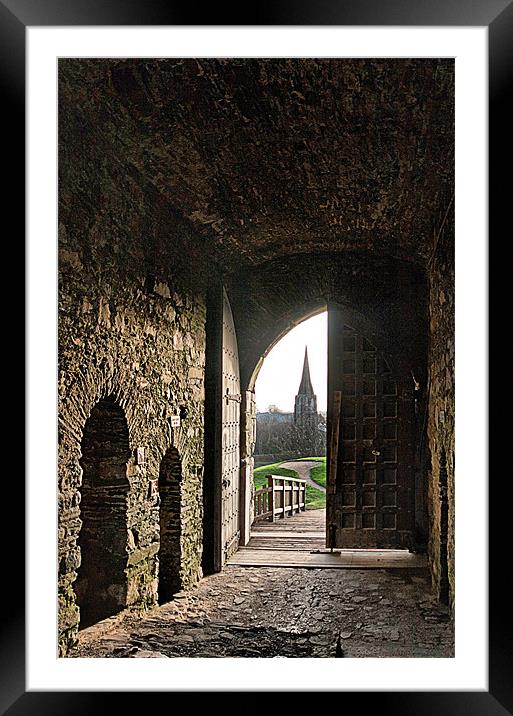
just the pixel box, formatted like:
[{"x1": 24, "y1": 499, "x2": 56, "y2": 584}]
[
  {"x1": 203, "y1": 280, "x2": 248, "y2": 573},
  {"x1": 238, "y1": 389, "x2": 252, "y2": 547},
  {"x1": 203, "y1": 278, "x2": 224, "y2": 574}
]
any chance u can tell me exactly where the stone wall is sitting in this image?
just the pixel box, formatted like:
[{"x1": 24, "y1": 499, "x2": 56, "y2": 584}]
[
  {"x1": 426, "y1": 206, "x2": 455, "y2": 610},
  {"x1": 58, "y1": 61, "x2": 210, "y2": 654},
  {"x1": 58, "y1": 247, "x2": 207, "y2": 653}
]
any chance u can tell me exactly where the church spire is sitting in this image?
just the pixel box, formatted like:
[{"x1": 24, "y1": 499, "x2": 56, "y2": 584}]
[{"x1": 297, "y1": 346, "x2": 314, "y2": 396}]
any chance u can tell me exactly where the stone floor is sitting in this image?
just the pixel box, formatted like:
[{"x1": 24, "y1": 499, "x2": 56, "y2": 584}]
[{"x1": 68, "y1": 564, "x2": 454, "y2": 659}]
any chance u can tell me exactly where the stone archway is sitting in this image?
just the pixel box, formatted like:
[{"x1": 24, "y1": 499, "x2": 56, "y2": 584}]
[
  {"x1": 75, "y1": 395, "x2": 131, "y2": 628},
  {"x1": 240, "y1": 306, "x2": 328, "y2": 530},
  {"x1": 158, "y1": 446, "x2": 183, "y2": 603},
  {"x1": 226, "y1": 252, "x2": 428, "y2": 544}
]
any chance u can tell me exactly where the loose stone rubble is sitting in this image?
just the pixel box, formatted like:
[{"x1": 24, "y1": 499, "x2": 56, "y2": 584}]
[{"x1": 69, "y1": 566, "x2": 454, "y2": 659}]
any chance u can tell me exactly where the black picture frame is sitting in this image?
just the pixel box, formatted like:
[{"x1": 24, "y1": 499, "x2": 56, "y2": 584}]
[{"x1": 6, "y1": 0, "x2": 505, "y2": 711}]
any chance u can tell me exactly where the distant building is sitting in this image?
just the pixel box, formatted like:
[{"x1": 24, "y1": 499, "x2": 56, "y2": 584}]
[
  {"x1": 294, "y1": 347, "x2": 318, "y2": 430},
  {"x1": 268, "y1": 404, "x2": 285, "y2": 414},
  {"x1": 255, "y1": 345, "x2": 324, "y2": 457}
]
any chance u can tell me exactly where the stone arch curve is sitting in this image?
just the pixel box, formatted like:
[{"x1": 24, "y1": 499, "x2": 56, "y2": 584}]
[
  {"x1": 245, "y1": 300, "x2": 410, "y2": 399},
  {"x1": 247, "y1": 302, "x2": 327, "y2": 393},
  {"x1": 226, "y1": 251, "x2": 427, "y2": 394}
]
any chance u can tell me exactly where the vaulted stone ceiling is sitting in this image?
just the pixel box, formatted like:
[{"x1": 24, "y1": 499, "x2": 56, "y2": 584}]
[{"x1": 59, "y1": 58, "x2": 454, "y2": 270}]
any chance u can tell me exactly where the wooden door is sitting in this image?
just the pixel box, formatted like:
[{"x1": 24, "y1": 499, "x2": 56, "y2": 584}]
[
  {"x1": 327, "y1": 306, "x2": 415, "y2": 549},
  {"x1": 221, "y1": 289, "x2": 241, "y2": 564}
]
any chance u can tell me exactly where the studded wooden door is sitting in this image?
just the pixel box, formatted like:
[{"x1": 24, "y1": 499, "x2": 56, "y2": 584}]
[
  {"x1": 327, "y1": 306, "x2": 415, "y2": 549},
  {"x1": 221, "y1": 289, "x2": 241, "y2": 564}
]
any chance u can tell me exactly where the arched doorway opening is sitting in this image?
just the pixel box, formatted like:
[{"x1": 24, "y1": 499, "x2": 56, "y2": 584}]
[
  {"x1": 226, "y1": 251, "x2": 427, "y2": 556},
  {"x1": 252, "y1": 309, "x2": 328, "y2": 531},
  {"x1": 237, "y1": 300, "x2": 416, "y2": 555},
  {"x1": 75, "y1": 395, "x2": 130, "y2": 628},
  {"x1": 158, "y1": 446, "x2": 183, "y2": 604}
]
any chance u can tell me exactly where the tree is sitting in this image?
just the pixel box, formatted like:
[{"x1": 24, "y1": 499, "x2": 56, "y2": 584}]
[{"x1": 255, "y1": 413, "x2": 326, "y2": 456}]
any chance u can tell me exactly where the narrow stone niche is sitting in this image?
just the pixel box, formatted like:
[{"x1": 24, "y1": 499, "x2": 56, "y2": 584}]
[
  {"x1": 158, "y1": 447, "x2": 183, "y2": 603},
  {"x1": 75, "y1": 395, "x2": 131, "y2": 629},
  {"x1": 438, "y1": 447, "x2": 450, "y2": 605}
]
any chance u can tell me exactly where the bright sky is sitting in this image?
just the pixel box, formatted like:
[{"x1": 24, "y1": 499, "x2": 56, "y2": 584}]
[{"x1": 255, "y1": 311, "x2": 327, "y2": 413}]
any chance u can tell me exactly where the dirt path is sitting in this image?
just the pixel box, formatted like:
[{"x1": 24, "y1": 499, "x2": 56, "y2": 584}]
[{"x1": 279, "y1": 460, "x2": 326, "y2": 493}]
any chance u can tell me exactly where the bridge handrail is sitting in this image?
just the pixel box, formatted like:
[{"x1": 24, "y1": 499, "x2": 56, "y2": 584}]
[{"x1": 254, "y1": 473, "x2": 306, "y2": 522}]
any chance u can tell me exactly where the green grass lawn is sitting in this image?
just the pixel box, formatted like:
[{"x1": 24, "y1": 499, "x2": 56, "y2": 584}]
[
  {"x1": 253, "y1": 459, "x2": 326, "y2": 510},
  {"x1": 305, "y1": 483, "x2": 326, "y2": 510}
]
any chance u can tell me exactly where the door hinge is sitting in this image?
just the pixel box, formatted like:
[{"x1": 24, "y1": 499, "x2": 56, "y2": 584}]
[{"x1": 225, "y1": 389, "x2": 242, "y2": 405}]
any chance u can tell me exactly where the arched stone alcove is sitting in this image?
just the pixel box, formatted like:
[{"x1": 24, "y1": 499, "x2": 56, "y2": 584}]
[{"x1": 75, "y1": 395, "x2": 131, "y2": 628}]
